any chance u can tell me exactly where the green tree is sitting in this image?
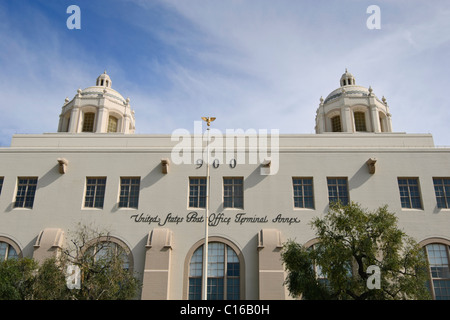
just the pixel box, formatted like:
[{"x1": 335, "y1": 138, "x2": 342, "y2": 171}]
[
  {"x1": 281, "y1": 201, "x2": 431, "y2": 300},
  {"x1": 61, "y1": 224, "x2": 141, "y2": 300},
  {"x1": 32, "y1": 257, "x2": 72, "y2": 300},
  {"x1": 0, "y1": 257, "x2": 37, "y2": 300},
  {"x1": 0, "y1": 224, "x2": 141, "y2": 300}
]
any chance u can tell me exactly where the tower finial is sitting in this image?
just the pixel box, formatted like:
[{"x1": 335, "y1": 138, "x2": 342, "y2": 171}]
[{"x1": 340, "y1": 69, "x2": 355, "y2": 86}]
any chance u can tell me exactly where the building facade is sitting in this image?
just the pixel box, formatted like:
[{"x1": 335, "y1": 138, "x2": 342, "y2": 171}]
[{"x1": 1, "y1": 71, "x2": 450, "y2": 300}]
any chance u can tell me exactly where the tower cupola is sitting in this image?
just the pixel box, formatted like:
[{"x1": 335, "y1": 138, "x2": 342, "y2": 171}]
[
  {"x1": 315, "y1": 70, "x2": 392, "y2": 134},
  {"x1": 58, "y1": 72, "x2": 135, "y2": 134},
  {"x1": 96, "y1": 70, "x2": 112, "y2": 88},
  {"x1": 340, "y1": 68, "x2": 356, "y2": 86}
]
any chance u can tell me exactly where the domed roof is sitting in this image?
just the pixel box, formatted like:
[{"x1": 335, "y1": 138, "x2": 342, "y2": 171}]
[
  {"x1": 323, "y1": 69, "x2": 378, "y2": 104},
  {"x1": 324, "y1": 85, "x2": 371, "y2": 104},
  {"x1": 80, "y1": 86, "x2": 127, "y2": 104}
]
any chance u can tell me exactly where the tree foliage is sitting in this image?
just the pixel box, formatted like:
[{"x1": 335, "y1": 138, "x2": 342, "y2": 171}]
[
  {"x1": 0, "y1": 257, "x2": 37, "y2": 300},
  {"x1": 60, "y1": 224, "x2": 141, "y2": 300},
  {"x1": 0, "y1": 224, "x2": 141, "y2": 300},
  {"x1": 281, "y1": 201, "x2": 431, "y2": 300},
  {"x1": 33, "y1": 257, "x2": 72, "y2": 300}
]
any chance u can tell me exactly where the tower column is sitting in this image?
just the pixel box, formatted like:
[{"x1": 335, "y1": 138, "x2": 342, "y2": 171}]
[
  {"x1": 342, "y1": 105, "x2": 353, "y2": 133},
  {"x1": 370, "y1": 105, "x2": 381, "y2": 133},
  {"x1": 122, "y1": 114, "x2": 130, "y2": 134},
  {"x1": 95, "y1": 106, "x2": 107, "y2": 133},
  {"x1": 68, "y1": 107, "x2": 80, "y2": 133},
  {"x1": 386, "y1": 113, "x2": 393, "y2": 132}
]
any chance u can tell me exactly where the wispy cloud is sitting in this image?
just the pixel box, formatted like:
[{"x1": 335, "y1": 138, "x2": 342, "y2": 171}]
[
  {"x1": 1, "y1": 0, "x2": 450, "y2": 146},
  {"x1": 133, "y1": 0, "x2": 450, "y2": 143}
]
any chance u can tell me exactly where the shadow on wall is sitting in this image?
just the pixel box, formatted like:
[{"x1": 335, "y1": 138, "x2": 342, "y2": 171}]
[
  {"x1": 141, "y1": 162, "x2": 166, "y2": 190},
  {"x1": 349, "y1": 159, "x2": 376, "y2": 191},
  {"x1": 5, "y1": 161, "x2": 64, "y2": 212}
]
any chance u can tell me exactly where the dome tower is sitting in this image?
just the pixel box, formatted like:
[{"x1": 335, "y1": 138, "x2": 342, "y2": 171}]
[
  {"x1": 315, "y1": 70, "x2": 392, "y2": 134},
  {"x1": 58, "y1": 71, "x2": 135, "y2": 134}
]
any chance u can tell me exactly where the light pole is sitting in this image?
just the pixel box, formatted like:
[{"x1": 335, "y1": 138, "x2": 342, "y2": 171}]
[{"x1": 201, "y1": 116, "x2": 215, "y2": 300}]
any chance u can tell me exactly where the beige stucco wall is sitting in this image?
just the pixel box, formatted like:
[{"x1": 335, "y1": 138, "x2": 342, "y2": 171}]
[{"x1": 0, "y1": 132, "x2": 449, "y2": 299}]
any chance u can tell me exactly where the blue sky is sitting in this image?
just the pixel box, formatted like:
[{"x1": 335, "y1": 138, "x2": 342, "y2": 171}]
[{"x1": 0, "y1": 0, "x2": 450, "y2": 146}]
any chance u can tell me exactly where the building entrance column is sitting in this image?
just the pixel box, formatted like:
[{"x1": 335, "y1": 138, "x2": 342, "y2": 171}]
[
  {"x1": 141, "y1": 228, "x2": 173, "y2": 300},
  {"x1": 257, "y1": 229, "x2": 286, "y2": 299}
]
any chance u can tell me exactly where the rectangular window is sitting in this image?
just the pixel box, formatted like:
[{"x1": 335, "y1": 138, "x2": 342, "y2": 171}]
[
  {"x1": 82, "y1": 112, "x2": 95, "y2": 132},
  {"x1": 224, "y1": 177, "x2": 243, "y2": 209},
  {"x1": 433, "y1": 178, "x2": 450, "y2": 209},
  {"x1": 84, "y1": 177, "x2": 106, "y2": 208},
  {"x1": 354, "y1": 112, "x2": 367, "y2": 132},
  {"x1": 14, "y1": 177, "x2": 38, "y2": 208},
  {"x1": 331, "y1": 116, "x2": 342, "y2": 132},
  {"x1": 189, "y1": 177, "x2": 206, "y2": 208},
  {"x1": 398, "y1": 178, "x2": 422, "y2": 209},
  {"x1": 107, "y1": 116, "x2": 118, "y2": 133},
  {"x1": 425, "y1": 244, "x2": 450, "y2": 300},
  {"x1": 293, "y1": 177, "x2": 314, "y2": 209},
  {"x1": 226, "y1": 246, "x2": 240, "y2": 300},
  {"x1": 188, "y1": 246, "x2": 203, "y2": 300},
  {"x1": 327, "y1": 177, "x2": 349, "y2": 205},
  {"x1": 189, "y1": 277, "x2": 202, "y2": 300},
  {"x1": 119, "y1": 177, "x2": 140, "y2": 208}
]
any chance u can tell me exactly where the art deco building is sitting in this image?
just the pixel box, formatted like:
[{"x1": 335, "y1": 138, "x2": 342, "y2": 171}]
[{"x1": 1, "y1": 71, "x2": 449, "y2": 300}]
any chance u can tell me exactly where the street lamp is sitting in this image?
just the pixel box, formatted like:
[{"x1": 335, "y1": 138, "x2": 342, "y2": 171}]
[{"x1": 201, "y1": 116, "x2": 215, "y2": 300}]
